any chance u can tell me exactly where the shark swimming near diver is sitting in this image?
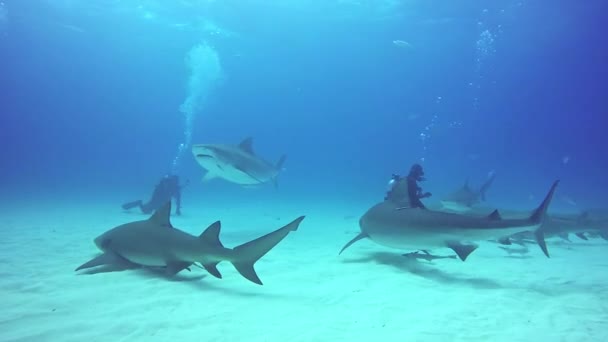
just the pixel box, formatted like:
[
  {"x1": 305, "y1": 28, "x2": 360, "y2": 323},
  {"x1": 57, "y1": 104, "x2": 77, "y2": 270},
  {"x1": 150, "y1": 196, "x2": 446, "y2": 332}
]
[
  {"x1": 339, "y1": 180, "x2": 560, "y2": 261},
  {"x1": 437, "y1": 171, "x2": 496, "y2": 213},
  {"x1": 192, "y1": 137, "x2": 286, "y2": 188},
  {"x1": 76, "y1": 202, "x2": 304, "y2": 285}
]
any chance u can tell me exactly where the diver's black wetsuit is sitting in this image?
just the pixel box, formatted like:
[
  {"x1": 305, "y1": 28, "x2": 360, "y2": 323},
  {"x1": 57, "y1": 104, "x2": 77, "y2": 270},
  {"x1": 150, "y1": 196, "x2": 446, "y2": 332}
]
[
  {"x1": 122, "y1": 175, "x2": 186, "y2": 215},
  {"x1": 406, "y1": 175, "x2": 427, "y2": 209}
]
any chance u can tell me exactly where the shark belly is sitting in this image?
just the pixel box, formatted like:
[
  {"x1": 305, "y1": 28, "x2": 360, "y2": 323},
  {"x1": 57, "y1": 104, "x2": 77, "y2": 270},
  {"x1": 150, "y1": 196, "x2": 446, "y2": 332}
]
[{"x1": 198, "y1": 158, "x2": 271, "y2": 185}]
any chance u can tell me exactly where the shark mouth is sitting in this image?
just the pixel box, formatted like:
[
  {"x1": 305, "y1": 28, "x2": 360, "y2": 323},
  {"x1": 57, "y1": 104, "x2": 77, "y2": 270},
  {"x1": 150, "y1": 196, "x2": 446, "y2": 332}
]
[{"x1": 195, "y1": 154, "x2": 214, "y2": 159}]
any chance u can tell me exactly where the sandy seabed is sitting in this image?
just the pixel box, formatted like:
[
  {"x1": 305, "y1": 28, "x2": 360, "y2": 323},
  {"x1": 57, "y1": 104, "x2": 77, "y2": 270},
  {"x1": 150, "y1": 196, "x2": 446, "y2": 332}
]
[{"x1": 1, "y1": 198, "x2": 607, "y2": 342}]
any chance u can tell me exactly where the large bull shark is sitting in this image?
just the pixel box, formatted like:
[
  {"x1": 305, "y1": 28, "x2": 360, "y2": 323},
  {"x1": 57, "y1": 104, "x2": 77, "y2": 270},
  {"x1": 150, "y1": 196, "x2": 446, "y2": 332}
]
[
  {"x1": 438, "y1": 171, "x2": 496, "y2": 213},
  {"x1": 192, "y1": 137, "x2": 286, "y2": 188},
  {"x1": 76, "y1": 202, "x2": 305, "y2": 285},
  {"x1": 339, "y1": 180, "x2": 559, "y2": 261}
]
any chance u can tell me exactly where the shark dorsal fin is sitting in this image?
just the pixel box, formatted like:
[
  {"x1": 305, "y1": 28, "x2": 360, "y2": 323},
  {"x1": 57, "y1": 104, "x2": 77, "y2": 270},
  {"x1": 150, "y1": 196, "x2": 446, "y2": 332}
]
[
  {"x1": 577, "y1": 211, "x2": 589, "y2": 223},
  {"x1": 238, "y1": 137, "x2": 255, "y2": 155},
  {"x1": 199, "y1": 221, "x2": 224, "y2": 248},
  {"x1": 148, "y1": 202, "x2": 172, "y2": 227},
  {"x1": 488, "y1": 209, "x2": 502, "y2": 220}
]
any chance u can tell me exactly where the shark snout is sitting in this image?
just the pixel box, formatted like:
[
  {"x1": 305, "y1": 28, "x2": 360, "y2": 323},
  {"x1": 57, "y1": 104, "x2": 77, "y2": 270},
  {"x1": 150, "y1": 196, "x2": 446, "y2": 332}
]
[{"x1": 192, "y1": 145, "x2": 220, "y2": 160}]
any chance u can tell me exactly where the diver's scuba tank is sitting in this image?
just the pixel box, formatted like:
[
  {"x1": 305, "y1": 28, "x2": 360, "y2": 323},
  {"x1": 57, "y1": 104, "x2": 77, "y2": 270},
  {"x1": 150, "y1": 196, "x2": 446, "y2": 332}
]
[{"x1": 384, "y1": 174, "x2": 401, "y2": 200}]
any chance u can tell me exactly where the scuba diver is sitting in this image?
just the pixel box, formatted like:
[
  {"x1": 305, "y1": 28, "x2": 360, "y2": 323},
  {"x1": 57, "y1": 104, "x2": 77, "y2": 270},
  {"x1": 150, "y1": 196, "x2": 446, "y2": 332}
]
[
  {"x1": 122, "y1": 174, "x2": 188, "y2": 215},
  {"x1": 384, "y1": 163, "x2": 432, "y2": 209}
]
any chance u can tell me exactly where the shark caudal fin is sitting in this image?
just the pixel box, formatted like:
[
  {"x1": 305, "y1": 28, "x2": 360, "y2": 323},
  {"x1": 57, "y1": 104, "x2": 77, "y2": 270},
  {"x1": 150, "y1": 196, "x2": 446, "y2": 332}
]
[
  {"x1": 271, "y1": 154, "x2": 287, "y2": 189},
  {"x1": 231, "y1": 215, "x2": 304, "y2": 285},
  {"x1": 479, "y1": 171, "x2": 496, "y2": 201},
  {"x1": 529, "y1": 180, "x2": 560, "y2": 258},
  {"x1": 530, "y1": 180, "x2": 560, "y2": 223}
]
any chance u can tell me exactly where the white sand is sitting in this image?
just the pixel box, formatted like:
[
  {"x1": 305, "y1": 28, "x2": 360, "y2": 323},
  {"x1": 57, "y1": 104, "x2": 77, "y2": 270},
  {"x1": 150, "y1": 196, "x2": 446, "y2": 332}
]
[{"x1": 1, "y1": 198, "x2": 607, "y2": 342}]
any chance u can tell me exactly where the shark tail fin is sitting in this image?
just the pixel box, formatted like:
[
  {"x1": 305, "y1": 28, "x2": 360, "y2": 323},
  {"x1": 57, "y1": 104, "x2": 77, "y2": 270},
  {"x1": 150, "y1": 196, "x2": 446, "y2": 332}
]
[
  {"x1": 529, "y1": 180, "x2": 560, "y2": 224},
  {"x1": 231, "y1": 215, "x2": 304, "y2": 285},
  {"x1": 271, "y1": 154, "x2": 287, "y2": 189},
  {"x1": 479, "y1": 171, "x2": 496, "y2": 201},
  {"x1": 276, "y1": 154, "x2": 287, "y2": 170},
  {"x1": 529, "y1": 180, "x2": 560, "y2": 258}
]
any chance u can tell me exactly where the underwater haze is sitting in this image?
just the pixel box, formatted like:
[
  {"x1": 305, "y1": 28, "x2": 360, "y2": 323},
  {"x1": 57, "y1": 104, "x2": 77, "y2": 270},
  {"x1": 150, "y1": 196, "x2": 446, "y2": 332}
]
[
  {"x1": 1, "y1": 0, "x2": 608, "y2": 341},
  {"x1": 1, "y1": 0, "x2": 606, "y2": 207}
]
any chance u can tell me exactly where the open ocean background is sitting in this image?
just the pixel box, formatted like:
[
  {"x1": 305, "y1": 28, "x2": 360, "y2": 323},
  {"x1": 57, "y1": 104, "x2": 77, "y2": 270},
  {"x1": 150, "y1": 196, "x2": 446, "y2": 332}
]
[{"x1": 1, "y1": 0, "x2": 607, "y2": 213}]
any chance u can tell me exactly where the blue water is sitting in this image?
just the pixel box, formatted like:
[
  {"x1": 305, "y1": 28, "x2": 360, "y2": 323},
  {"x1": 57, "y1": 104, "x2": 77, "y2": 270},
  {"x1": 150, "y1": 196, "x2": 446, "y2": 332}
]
[{"x1": 1, "y1": 0, "x2": 606, "y2": 210}]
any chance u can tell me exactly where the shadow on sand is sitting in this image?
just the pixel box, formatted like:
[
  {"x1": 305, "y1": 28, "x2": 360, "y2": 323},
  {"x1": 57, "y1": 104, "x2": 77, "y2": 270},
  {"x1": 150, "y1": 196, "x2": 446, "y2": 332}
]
[
  {"x1": 342, "y1": 252, "x2": 504, "y2": 289},
  {"x1": 340, "y1": 251, "x2": 589, "y2": 296},
  {"x1": 75, "y1": 259, "x2": 292, "y2": 298}
]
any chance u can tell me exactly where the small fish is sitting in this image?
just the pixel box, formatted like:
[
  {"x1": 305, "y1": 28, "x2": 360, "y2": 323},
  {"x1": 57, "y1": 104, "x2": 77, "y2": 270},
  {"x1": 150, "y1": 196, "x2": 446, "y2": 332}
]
[
  {"x1": 393, "y1": 40, "x2": 413, "y2": 48},
  {"x1": 402, "y1": 250, "x2": 457, "y2": 261},
  {"x1": 498, "y1": 245, "x2": 530, "y2": 255}
]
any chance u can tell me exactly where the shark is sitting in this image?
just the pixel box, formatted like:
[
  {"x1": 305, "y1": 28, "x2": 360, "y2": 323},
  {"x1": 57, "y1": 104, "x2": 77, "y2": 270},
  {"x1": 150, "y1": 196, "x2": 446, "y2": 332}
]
[
  {"x1": 192, "y1": 137, "x2": 286, "y2": 188},
  {"x1": 500, "y1": 211, "x2": 608, "y2": 245},
  {"x1": 339, "y1": 180, "x2": 559, "y2": 261},
  {"x1": 76, "y1": 202, "x2": 305, "y2": 285},
  {"x1": 450, "y1": 205, "x2": 608, "y2": 244},
  {"x1": 439, "y1": 171, "x2": 496, "y2": 213}
]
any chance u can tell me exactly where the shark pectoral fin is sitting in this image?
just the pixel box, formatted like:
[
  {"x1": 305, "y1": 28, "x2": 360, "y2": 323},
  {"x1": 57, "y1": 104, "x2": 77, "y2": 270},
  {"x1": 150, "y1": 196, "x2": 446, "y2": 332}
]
[
  {"x1": 575, "y1": 232, "x2": 588, "y2": 241},
  {"x1": 445, "y1": 241, "x2": 478, "y2": 261},
  {"x1": 558, "y1": 233, "x2": 571, "y2": 242},
  {"x1": 75, "y1": 252, "x2": 133, "y2": 272},
  {"x1": 202, "y1": 262, "x2": 222, "y2": 279},
  {"x1": 166, "y1": 261, "x2": 193, "y2": 276},
  {"x1": 599, "y1": 231, "x2": 608, "y2": 241},
  {"x1": 202, "y1": 171, "x2": 217, "y2": 182},
  {"x1": 339, "y1": 232, "x2": 369, "y2": 255},
  {"x1": 534, "y1": 229, "x2": 550, "y2": 258},
  {"x1": 232, "y1": 215, "x2": 305, "y2": 285}
]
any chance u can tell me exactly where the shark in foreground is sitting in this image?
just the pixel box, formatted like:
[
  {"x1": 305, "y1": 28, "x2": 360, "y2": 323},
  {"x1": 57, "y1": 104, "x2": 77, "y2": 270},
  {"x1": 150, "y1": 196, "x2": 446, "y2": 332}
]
[
  {"x1": 76, "y1": 202, "x2": 305, "y2": 285},
  {"x1": 339, "y1": 180, "x2": 559, "y2": 261},
  {"x1": 438, "y1": 171, "x2": 496, "y2": 213},
  {"x1": 192, "y1": 137, "x2": 286, "y2": 188}
]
